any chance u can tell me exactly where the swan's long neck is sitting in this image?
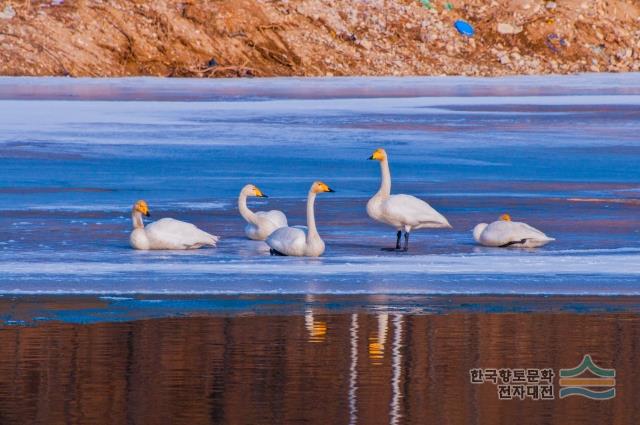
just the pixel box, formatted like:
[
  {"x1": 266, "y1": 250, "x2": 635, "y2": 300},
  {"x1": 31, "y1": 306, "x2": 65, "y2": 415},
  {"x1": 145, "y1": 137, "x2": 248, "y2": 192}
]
[
  {"x1": 306, "y1": 191, "x2": 319, "y2": 242},
  {"x1": 377, "y1": 158, "x2": 391, "y2": 198},
  {"x1": 131, "y1": 211, "x2": 145, "y2": 229},
  {"x1": 238, "y1": 192, "x2": 257, "y2": 224}
]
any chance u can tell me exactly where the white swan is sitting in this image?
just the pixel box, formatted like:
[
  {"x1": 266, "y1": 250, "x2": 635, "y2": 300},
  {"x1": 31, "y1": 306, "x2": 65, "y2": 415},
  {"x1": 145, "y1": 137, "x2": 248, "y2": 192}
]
[
  {"x1": 238, "y1": 184, "x2": 288, "y2": 240},
  {"x1": 473, "y1": 214, "x2": 555, "y2": 248},
  {"x1": 266, "y1": 181, "x2": 334, "y2": 257},
  {"x1": 129, "y1": 200, "x2": 219, "y2": 250},
  {"x1": 367, "y1": 148, "x2": 451, "y2": 251}
]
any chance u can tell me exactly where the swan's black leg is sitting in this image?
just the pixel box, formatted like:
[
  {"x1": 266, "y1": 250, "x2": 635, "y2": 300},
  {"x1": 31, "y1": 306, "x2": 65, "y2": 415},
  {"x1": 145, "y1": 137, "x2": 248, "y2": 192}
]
[
  {"x1": 402, "y1": 232, "x2": 410, "y2": 251},
  {"x1": 381, "y1": 230, "x2": 403, "y2": 251}
]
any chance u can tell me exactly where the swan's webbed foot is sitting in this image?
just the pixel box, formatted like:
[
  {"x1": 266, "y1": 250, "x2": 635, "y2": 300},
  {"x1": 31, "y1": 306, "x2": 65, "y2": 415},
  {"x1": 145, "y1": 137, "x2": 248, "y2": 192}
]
[{"x1": 270, "y1": 248, "x2": 286, "y2": 256}]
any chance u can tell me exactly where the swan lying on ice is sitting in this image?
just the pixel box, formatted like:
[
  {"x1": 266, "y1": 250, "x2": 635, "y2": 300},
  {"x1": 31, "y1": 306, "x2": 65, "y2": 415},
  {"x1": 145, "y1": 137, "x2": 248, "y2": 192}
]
[
  {"x1": 129, "y1": 200, "x2": 219, "y2": 250},
  {"x1": 473, "y1": 214, "x2": 554, "y2": 248}
]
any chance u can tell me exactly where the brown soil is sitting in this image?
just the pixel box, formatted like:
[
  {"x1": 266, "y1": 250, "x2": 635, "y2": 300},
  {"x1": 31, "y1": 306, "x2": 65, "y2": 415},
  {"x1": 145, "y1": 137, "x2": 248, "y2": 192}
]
[{"x1": 1, "y1": 0, "x2": 639, "y2": 78}]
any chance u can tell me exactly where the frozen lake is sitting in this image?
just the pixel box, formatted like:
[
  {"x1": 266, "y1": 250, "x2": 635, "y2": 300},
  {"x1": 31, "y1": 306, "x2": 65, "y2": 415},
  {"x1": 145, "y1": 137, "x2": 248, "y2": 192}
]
[{"x1": 1, "y1": 74, "x2": 640, "y2": 295}]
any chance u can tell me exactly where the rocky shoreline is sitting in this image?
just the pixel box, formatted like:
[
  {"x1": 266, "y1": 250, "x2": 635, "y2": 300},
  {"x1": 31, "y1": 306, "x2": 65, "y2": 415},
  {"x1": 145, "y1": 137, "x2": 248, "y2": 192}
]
[{"x1": 1, "y1": 0, "x2": 639, "y2": 77}]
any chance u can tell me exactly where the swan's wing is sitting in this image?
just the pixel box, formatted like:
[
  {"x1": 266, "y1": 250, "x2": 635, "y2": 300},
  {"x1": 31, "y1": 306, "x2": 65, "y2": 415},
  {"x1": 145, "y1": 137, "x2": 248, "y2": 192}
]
[
  {"x1": 146, "y1": 218, "x2": 219, "y2": 249},
  {"x1": 255, "y1": 210, "x2": 288, "y2": 228},
  {"x1": 515, "y1": 222, "x2": 553, "y2": 240},
  {"x1": 266, "y1": 226, "x2": 307, "y2": 255},
  {"x1": 481, "y1": 221, "x2": 553, "y2": 247},
  {"x1": 382, "y1": 194, "x2": 451, "y2": 228}
]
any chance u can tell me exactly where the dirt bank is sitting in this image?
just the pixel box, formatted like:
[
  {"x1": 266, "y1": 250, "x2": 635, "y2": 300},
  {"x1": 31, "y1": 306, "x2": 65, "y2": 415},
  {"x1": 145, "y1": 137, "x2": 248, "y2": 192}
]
[{"x1": 1, "y1": 0, "x2": 639, "y2": 77}]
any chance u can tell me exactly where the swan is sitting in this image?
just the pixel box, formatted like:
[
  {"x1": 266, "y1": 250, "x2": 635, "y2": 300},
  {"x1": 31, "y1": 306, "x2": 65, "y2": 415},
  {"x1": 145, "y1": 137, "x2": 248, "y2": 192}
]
[
  {"x1": 238, "y1": 184, "x2": 288, "y2": 240},
  {"x1": 266, "y1": 181, "x2": 334, "y2": 257},
  {"x1": 129, "y1": 200, "x2": 219, "y2": 250},
  {"x1": 473, "y1": 214, "x2": 555, "y2": 248},
  {"x1": 367, "y1": 148, "x2": 451, "y2": 251}
]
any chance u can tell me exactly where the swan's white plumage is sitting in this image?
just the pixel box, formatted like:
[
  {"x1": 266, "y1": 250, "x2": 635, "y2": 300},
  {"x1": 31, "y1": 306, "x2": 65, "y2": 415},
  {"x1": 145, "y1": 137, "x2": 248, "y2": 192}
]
[
  {"x1": 129, "y1": 200, "x2": 219, "y2": 250},
  {"x1": 266, "y1": 226, "x2": 310, "y2": 256},
  {"x1": 144, "y1": 218, "x2": 219, "y2": 249},
  {"x1": 380, "y1": 194, "x2": 451, "y2": 230},
  {"x1": 473, "y1": 219, "x2": 554, "y2": 248},
  {"x1": 265, "y1": 181, "x2": 333, "y2": 257},
  {"x1": 245, "y1": 210, "x2": 288, "y2": 240},
  {"x1": 256, "y1": 210, "x2": 288, "y2": 227},
  {"x1": 367, "y1": 149, "x2": 451, "y2": 240},
  {"x1": 239, "y1": 184, "x2": 288, "y2": 240}
]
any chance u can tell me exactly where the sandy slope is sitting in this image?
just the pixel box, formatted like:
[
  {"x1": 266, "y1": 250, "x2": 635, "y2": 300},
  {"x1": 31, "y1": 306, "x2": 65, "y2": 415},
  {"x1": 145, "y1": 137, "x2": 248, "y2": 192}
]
[{"x1": 0, "y1": 0, "x2": 639, "y2": 77}]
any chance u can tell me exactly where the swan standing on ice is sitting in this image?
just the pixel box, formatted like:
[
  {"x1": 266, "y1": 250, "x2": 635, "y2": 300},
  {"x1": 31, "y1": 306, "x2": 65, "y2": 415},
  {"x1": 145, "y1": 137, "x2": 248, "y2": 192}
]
[
  {"x1": 238, "y1": 184, "x2": 288, "y2": 240},
  {"x1": 367, "y1": 148, "x2": 451, "y2": 251},
  {"x1": 266, "y1": 181, "x2": 334, "y2": 257},
  {"x1": 473, "y1": 214, "x2": 554, "y2": 248},
  {"x1": 129, "y1": 200, "x2": 219, "y2": 250}
]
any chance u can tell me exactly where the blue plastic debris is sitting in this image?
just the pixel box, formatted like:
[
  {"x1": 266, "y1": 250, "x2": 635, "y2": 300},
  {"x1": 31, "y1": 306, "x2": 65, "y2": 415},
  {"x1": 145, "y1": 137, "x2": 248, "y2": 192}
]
[
  {"x1": 454, "y1": 20, "x2": 474, "y2": 37},
  {"x1": 545, "y1": 33, "x2": 567, "y2": 53}
]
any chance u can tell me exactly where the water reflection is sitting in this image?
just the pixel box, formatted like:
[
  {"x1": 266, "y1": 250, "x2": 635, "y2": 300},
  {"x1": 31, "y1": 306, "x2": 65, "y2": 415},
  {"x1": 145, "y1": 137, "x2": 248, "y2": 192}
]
[
  {"x1": 390, "y1": 315, "x2": 404, "y2": 425},
  {"x1": 0, "y1": 310, "x2": 638, "y2": 424},
  {"x1": 304, "y1": 309, "x2": 328, "y2": 342},
  {"x1": 305, "y1": 295, "x2": 328, "y2": 343},
  {"x1": 369, "y1": 313, "x2": 389, "y2": 365},
  {"x1": 349, "y1": 313, "x2": 359, "y2": 425}
]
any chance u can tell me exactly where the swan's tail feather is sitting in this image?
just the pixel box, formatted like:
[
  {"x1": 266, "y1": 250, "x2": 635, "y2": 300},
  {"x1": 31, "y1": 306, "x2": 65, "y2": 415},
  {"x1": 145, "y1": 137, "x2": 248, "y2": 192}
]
[
  {"x1": 418, "y1": 219, "x2": 453, "y2": 229},
  {"x1": 202, "y1": 231, "x2": 220, "y2": 247},
  {"x1": 441, "y1": 214, "x2": 453, "y2": 229}
]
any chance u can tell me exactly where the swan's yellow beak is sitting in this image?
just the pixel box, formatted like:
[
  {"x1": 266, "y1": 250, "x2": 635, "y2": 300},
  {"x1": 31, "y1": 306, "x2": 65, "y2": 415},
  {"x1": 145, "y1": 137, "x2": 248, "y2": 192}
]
[
  {"x1": 368, "y1": 148, "x2": 386, "y2": 161},
  {"x1": 500, "y1": 213, "x2": 511, "y2": 221},
  {"x1": 135, "y1": 200, "x2": 150, "y2": 217},
  {"x1": 319, "y1": 181, "x2": 335, "y2": 193},
  {"x1": 254, "y1": 186, "x2": 268, "y2": 198}
]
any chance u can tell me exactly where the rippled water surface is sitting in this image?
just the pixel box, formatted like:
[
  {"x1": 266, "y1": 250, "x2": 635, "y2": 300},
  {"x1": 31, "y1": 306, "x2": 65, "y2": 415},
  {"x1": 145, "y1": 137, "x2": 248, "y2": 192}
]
[
  {"x1": 1, "y1": 74, "x2": 640, "y2": 294},
  {"x1": 0, "y1": 295, "x2": 638, "y2": 425}
]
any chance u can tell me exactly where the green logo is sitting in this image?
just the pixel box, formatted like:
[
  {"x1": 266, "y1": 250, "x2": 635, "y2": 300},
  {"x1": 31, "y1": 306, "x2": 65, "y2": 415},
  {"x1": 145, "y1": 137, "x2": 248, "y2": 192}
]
[{"x1": 559, "y1": 355, "x2": 615, "y2": 400}]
